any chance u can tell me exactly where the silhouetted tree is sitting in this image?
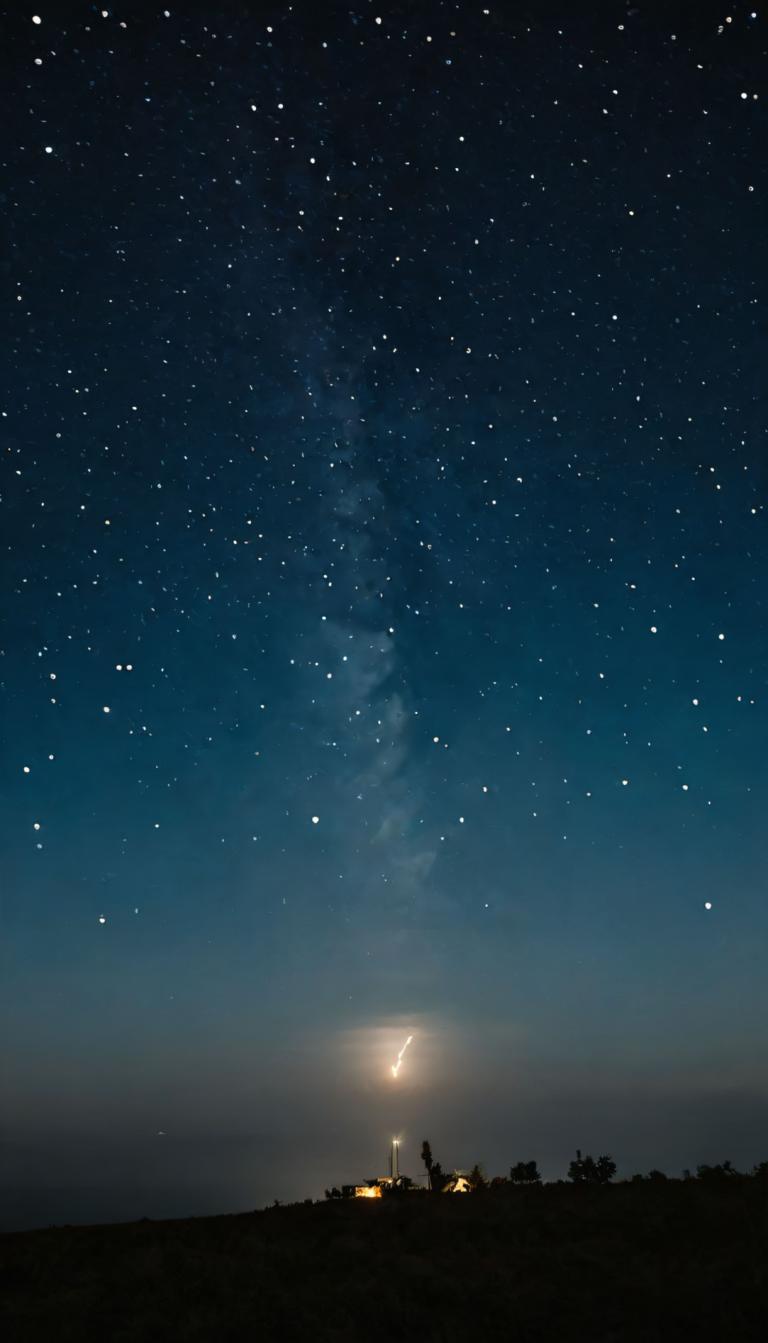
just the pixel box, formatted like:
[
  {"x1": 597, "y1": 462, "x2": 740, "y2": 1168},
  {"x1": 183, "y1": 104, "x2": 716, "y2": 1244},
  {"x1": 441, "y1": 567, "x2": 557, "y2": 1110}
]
[
  {"x1": 324, "y1": 1187, "x2": 343, "y2": 1200},
  {"x1": 752, "y1": 1161, "x2": 768, "y2": 1180},
  {"x1": 568, "y1": 1150, "x2": 591, "y2": 1183},
  {"x1": 421, "y1": 1140, "x2": 434, "y2": 1190},
  {"x1": 468, "y1": 1163, "x2": 488, "y2": 1191},
  {"x1": 490, "y1": 1175, "x2": 508, "y2": 1191},
  {"x1": 647, "y1": 1169, "x2": 668, "y2": 1183},
  {"x1": 510, "y1": 1160, "x2": 541, "y2": 1185},
  {"x1": 595, "y1": 1155, "x2": 616, "y2": 1184},
  {"x1": 430, "y1": 1160, "x2": 445, "y2": 1192},
  {"x1": 568, "y1": 1150, "x2": 615, "y2": 1184}
]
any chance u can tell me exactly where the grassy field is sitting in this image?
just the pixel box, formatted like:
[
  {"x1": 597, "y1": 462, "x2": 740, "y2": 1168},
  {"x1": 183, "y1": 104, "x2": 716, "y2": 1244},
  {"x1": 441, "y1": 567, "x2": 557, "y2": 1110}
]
[{"x1": 2, "y1": 1179, "x2": 767, "y2": 1341}]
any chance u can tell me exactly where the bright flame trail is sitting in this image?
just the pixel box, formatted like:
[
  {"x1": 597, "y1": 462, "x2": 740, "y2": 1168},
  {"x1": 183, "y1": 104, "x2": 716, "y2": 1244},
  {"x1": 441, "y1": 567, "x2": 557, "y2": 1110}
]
[{"x1": 391, "y1": 1034, "x2": 413, "y2": 1079}]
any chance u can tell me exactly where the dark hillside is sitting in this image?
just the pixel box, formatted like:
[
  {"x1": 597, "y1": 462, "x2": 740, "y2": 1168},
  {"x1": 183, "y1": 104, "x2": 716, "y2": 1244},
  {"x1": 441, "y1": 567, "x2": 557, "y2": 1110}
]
[{"x1": 3, "y1": 1180, "x2": 768, "y2": 1341}]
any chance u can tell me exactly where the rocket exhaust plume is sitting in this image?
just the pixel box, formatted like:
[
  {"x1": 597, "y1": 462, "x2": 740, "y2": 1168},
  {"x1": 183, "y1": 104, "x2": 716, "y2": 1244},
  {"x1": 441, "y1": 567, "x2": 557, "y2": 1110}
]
[{"x1": 391, "y1": 1034, "x2": 413, "y2": 1078}]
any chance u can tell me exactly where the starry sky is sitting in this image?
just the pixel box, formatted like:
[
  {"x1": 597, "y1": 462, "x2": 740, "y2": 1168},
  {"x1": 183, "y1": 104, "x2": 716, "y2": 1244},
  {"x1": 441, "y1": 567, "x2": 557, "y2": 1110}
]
[{"x1": 3, "y1": 0, "x2": 768, "y2": 1230}]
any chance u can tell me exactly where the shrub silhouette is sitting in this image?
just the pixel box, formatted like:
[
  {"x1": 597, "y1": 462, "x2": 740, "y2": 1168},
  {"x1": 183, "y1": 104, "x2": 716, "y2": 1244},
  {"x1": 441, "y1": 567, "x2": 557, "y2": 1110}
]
[
  {"x1": 468, "y1": 1163, "x2": 488, "y2": 1191},
  {"x1": 696, "y1": 1160, "x2": 741, "y2": 1183},
  {"x1": 509, "y1": 1160, "x2": 541, "y2": 1185}
]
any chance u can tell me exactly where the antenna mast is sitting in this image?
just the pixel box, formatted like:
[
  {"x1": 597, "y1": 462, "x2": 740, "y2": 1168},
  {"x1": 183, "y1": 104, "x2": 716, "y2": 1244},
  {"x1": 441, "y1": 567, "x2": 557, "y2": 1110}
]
[{"x1": 392, "y1": 1138, "x2": 399, "y2": 1181}]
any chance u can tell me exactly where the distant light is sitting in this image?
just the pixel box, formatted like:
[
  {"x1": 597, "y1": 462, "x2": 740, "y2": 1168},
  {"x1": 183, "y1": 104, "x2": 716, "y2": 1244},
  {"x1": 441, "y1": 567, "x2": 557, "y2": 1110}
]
[
  {"x1": 102, "y1": 705, "x2": 111, "y2": 713},
  {"x1": 650, "y1": 625, "x2": 657, "y2": 634},
  {"x1": 98, "y1": 915, "x2": 107, "y2": 924},
  {"x1": 32, "y1": 14, "x2": 42, "y2": 22},
  {"x1": 311, "y1": 815, "x2": 319, "y2": 824},
  {"x1": 717, "y1": 632, "x2": 725, "y2": 640},
  {"x1": 704, "y1": 902, "x2": 712, "y2": 911}
]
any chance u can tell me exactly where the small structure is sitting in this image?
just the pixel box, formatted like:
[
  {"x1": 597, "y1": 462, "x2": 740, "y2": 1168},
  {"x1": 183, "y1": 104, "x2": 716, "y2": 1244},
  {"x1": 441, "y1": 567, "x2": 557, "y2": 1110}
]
[
  {"x1": 349, "y1": 1140, "x2": 425, "y2": 1198},
  {"x1": 442, "y1": 1172, "x2": 472, "y2": 1194}
]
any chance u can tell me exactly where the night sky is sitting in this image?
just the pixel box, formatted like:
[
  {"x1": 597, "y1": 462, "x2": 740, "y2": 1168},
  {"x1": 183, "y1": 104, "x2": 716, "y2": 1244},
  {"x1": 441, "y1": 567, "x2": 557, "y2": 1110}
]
[{"x1": 3, "y1": 1, "x2": 768, "y2": 1230}]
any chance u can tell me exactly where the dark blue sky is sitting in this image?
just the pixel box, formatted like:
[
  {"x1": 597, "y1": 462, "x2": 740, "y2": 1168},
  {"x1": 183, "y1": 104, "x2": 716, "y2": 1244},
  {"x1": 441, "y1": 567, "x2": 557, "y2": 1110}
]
[{"x1": 2, "y1": 0, "x2": 767, "y2": 1229}]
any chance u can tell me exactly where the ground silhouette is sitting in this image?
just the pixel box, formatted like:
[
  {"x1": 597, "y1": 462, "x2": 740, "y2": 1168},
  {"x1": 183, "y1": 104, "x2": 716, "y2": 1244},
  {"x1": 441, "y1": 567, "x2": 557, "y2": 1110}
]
[{"x1": 2, "y1": 1175, "x2": 767, "y2": 1341}]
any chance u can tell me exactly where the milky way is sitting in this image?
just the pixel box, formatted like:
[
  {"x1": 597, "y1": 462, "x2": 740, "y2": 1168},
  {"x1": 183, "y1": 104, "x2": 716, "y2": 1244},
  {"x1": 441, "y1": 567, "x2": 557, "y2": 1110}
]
[{"x1": 3, "y1": 2, "x2": 767, "y2": 1228}]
